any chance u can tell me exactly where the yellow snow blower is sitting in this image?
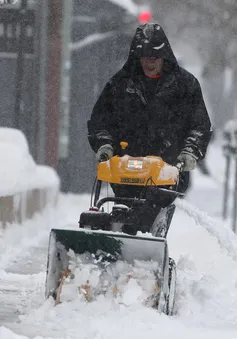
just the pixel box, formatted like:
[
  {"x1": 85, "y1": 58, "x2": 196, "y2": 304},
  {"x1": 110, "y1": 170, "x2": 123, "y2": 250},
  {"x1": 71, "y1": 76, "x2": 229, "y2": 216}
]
[{"x1": 45, "y1": 142, "x2": 183, "y2": 315}]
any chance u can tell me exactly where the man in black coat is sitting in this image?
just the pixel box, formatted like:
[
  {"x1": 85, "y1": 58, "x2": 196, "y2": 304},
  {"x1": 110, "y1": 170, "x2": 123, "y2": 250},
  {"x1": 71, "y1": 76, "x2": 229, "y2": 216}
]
[{"x1": 87, "y1": 23, "x2": 212, "y2": 232}]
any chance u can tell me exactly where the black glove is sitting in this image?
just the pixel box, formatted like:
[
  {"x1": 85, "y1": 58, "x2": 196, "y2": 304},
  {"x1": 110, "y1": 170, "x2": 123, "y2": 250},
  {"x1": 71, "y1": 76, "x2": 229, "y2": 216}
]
[
  {"x1": 177, "y1": 152, "x2": 197, "y2": 171},
  {"x1": 96, "y1": 144, "x2": 114, "y2": 162}
]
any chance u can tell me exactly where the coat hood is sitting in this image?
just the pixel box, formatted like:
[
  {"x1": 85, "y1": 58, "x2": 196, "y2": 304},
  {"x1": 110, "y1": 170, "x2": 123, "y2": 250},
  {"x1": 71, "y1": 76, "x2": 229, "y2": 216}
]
[{"x1": 123, "y1": 23, "x2": 178, "y2": 75}]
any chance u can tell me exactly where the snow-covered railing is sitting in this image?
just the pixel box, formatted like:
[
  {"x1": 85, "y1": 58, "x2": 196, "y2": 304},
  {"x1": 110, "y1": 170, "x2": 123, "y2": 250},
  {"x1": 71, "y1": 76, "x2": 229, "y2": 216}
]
[
  {"x1": 222, "y1": 119, "x2": 237, "y2": 232},
  {"x1": 0, "y1": 128, "x2": 60, "y2": 228}
]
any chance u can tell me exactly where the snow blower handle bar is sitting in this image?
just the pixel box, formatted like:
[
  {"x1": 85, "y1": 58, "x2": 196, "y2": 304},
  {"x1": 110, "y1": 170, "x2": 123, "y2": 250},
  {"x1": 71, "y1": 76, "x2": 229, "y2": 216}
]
[
  {"x1": 99, "y1": 153, "x2": 110, "y2": 162},
  {"x1": 176, "y1": 161, "x2": 185, "y2": 173}
]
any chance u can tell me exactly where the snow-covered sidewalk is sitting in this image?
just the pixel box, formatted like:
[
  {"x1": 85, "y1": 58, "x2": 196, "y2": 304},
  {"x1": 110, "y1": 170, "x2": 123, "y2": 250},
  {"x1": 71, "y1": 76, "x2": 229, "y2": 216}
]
[{"x1": 1, "y1": 143, "x2": 237, "y2": 339}]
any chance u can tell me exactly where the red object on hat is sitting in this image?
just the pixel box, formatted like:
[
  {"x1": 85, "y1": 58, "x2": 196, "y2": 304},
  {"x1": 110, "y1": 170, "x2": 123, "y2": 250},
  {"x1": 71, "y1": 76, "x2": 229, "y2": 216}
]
[{"x1": 138, "y1": 10, "x2": 152, "y2": 23}]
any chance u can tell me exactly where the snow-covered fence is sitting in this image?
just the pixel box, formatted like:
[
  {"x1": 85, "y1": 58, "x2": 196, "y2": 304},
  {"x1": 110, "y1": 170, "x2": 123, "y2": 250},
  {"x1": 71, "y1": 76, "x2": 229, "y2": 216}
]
[
  {"x1": 0, "y1": 128, "x2": 60, "y2": 228},
  {"x1": 222, "y1": 119, "x2": 237, "y2": 232}
]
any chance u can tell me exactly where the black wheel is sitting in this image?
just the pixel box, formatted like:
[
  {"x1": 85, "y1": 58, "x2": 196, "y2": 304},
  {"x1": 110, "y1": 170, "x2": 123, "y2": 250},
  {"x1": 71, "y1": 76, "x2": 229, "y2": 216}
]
[{"x1": 165, "y1": 257, "x2": 176, "y2": 315}]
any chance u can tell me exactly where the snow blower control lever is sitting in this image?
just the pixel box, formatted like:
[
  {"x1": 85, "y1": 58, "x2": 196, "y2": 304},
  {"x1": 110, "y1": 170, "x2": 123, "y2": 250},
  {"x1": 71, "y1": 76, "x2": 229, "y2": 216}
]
[{"x1": 120, "y1": 141, "x2": 128, "y2": 155}]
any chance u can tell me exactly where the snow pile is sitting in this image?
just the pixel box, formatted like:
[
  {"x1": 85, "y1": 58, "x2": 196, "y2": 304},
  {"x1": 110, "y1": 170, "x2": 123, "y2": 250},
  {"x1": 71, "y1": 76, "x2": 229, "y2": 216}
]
[
  {"x1": 175, "y1": 198, "x2": 237, "y2": 261},
  {"x1": 0, "y1": 127, "x2": 29, "y2": 151},
  {"x1": 0, "y1": 128, "x2": 59, "y2": 196},
  {"x1": 59, "y1": 251, "x2": 160, "y2": 308},
  {"x1": 167, "y1": 206, "x2": 237, "y2": 328},
  {"x1": 175, "y1": 253, "x2": 237, "y2": 327}
]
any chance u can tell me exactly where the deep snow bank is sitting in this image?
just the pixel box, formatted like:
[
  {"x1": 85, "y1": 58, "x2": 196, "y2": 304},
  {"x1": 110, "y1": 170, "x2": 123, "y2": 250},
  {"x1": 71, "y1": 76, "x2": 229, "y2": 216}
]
[
  {"x1": 0, "y1": 128, "x2": 60, "y2": 227},
  {"x1": 0, "y1": 127, "x2": 59, "y2": 196}
]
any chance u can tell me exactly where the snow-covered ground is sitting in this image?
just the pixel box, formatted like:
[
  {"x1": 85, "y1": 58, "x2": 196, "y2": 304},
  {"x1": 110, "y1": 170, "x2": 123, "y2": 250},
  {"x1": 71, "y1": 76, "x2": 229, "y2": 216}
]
[{"x1": 1, "y1": 140, "x2": 237, "y2": 339}]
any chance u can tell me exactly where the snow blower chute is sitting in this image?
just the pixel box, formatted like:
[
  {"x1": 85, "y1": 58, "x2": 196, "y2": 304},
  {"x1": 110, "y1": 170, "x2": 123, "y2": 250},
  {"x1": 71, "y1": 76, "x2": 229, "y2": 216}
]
[{"x1": 45, "y1": 142, "x2": 183, "y2": 315}]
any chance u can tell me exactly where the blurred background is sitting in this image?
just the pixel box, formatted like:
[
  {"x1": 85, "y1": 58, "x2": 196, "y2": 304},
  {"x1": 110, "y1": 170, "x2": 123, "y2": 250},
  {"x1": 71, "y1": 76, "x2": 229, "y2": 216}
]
[{"x1": 0, "y1": 0, "x2": 236, "y2": 196}]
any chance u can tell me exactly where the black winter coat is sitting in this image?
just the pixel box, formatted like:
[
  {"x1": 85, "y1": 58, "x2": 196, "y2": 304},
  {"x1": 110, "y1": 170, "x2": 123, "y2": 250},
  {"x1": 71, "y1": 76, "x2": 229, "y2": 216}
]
[{"x1": 88, "y1": 23, "x2": 212, "y2": 170}]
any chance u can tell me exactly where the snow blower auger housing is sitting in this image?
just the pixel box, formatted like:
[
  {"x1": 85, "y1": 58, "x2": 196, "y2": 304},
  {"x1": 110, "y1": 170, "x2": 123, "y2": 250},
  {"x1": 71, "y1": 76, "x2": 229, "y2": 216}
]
[{"x1": 45, "y1": 142, "x2": 182, "y2": 315}]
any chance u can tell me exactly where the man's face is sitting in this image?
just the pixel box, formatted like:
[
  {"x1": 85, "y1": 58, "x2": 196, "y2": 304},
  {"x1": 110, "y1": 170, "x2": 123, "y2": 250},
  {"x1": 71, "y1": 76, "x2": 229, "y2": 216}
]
[{"x1": 140, "y1": 57, "x2": 164, "y2": 77}]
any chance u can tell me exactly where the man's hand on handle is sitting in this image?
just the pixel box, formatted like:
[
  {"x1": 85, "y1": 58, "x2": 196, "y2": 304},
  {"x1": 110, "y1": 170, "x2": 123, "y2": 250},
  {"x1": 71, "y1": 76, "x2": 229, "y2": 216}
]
[
  {"x1": 96, "y1": 144, "x2": 114, "y2": 162},
  {"x1": 177, "y1": 152, "x2": 197, "y2": 171}
]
